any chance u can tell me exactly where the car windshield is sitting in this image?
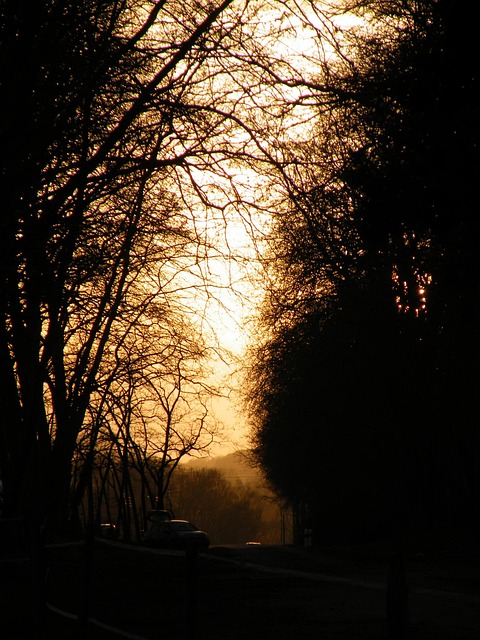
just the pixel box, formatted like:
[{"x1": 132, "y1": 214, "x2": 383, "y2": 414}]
[{"x1": 171, "y1": 522, "x2": 197, "y2": 532}]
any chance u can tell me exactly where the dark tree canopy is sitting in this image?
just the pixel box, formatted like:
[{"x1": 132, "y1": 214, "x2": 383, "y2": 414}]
[{"x1": 247, "y1": 0, "x2": 480, "y2": 544}]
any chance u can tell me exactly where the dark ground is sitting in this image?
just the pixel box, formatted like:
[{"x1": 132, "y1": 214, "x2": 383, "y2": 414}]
[{"x1": 2, "y1": 537, "x2": 479, "y2": 639}]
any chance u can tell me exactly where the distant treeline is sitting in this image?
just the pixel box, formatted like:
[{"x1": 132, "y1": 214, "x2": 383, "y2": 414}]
[{"x1": 80, "y1": 454, "x2": 290, "y2": 546}]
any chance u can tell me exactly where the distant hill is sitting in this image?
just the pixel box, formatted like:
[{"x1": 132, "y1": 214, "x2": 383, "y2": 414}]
[{"x1": 184, "y1": 450, "x2": 264, "y2": 487}]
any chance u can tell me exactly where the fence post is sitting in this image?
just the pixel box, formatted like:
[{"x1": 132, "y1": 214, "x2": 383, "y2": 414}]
[
  {"x1": 386, "y1": 551, "x2": 410, "y2": 639},
  {"x1": 184, "y1": 543, "x2": 198, "y2": 640}
]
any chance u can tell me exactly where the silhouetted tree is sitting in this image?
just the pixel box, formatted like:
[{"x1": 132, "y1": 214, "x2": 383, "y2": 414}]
[
  {"x1": 247, "y1": 0, "x2": 480, "y2": 543},
  {"x1": 74, "y1": 318, "x2": 221, "y2": 539},
  {"x1": 0, "y1": 0, "x2": 254, "y2": 540}
]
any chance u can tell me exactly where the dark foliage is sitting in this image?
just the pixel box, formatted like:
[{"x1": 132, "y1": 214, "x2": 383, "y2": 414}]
[{"x1": 249, "y1": 0, "x2": 480, "y2": 544}]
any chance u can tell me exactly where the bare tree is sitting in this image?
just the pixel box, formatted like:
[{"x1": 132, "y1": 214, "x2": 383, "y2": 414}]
[
  {"x1": 0, "y1": 0, "x2": 264, "y2": 538},
  {"x1": 77, "y1": 310, "x2": 222, "y2": 539}
]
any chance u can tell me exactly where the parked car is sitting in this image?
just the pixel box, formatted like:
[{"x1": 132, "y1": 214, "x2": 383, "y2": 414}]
[
  {"x1": 142, "y1": 519, "x2": 209, "y2": 550},
  {"x1": 98, "y1": 523, "x2": 117, "y2": 540},
  {"x1": 146, "y1": 509, "x2": 172, "y2": 523}
]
